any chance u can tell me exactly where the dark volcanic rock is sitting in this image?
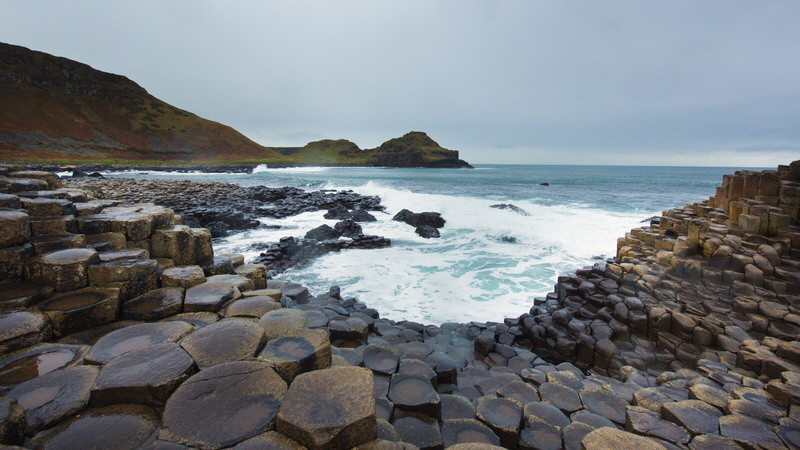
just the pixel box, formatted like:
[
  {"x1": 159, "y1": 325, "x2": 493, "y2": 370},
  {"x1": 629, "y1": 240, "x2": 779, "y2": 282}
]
[
  {"x1": 392, "y1": 209, "x2": 445, "y2": 228},
  {"x1": 489, "y1": 204, "x2": 530, "y2": 216},
  {"x1": 304, "y1": 224, "x2": 340, "y2": 241},
  {"x1": 160, "y1": 361, "x2": 287, "y2": 448}
]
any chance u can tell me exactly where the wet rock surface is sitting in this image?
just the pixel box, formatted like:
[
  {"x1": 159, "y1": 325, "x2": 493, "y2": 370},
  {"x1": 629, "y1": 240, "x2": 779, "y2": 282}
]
[{"x1": 0, "y1": 163, "x2": 798, "y2": 448}]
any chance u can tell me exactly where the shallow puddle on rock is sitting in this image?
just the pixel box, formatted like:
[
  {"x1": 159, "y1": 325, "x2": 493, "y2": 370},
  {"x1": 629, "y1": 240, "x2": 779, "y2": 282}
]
[
  {"x1": 44, "y1": 292, "x2": 104, "y2": 311},
  {"x1": 17, "y1": 385, "x2": 62, "y2": 410},
  {"x1": 0, "y1": 350, "x2": 75, "y2": 385}
]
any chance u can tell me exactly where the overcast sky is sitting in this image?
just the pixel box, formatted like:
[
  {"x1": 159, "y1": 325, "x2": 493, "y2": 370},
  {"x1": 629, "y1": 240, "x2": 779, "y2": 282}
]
[{"x1": 2, "y1": 1, "x2": 799, "y2": 166}]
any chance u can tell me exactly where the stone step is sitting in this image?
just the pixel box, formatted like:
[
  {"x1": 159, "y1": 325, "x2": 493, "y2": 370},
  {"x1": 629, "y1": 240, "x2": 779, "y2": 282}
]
[
  {"x1": 25, "y1": 248, "x2": 100, "y2": 292},
  {"x1": 0, "y1": 176, "x2": 49, "y2": 193},
  {"x1": 87, "y1": 257, "x2": 158, "y2": 301},
  {"x1": 7, "y1": 171, "x2": 61, "y2": 190},
  {"x1": 0, "y1": 210, "x2": 30, "y2": 248},
  {"x1": 29, "y1": 215, "x2": 77, "y2": 237},
  {"x1": 37, "y1": 287, "x2": 121, "y2": 337},
  {"x1": 30, "y1": 233, "x2": 87, "y2": 255},
  {"x1": 85, "y1": 232, "x2": 126, "y2": 252},
  {"x1": 0, "y1": 281, "x2": 54, "y2": 311},
  {"x1": 151, "y1": 225, "x2": 213, "y2": 266}
]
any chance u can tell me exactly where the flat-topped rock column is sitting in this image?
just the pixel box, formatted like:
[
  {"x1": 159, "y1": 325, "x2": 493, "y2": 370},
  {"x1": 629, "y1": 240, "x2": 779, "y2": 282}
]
[{"x1": 152, "y1": 225, "x2": 213, "y2": 266}]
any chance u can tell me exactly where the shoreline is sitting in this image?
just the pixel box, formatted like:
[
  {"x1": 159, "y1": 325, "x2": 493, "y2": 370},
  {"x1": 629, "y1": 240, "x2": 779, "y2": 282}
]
[{"x1": 0, "y1": 162, "x2": 799, "y2": 448}]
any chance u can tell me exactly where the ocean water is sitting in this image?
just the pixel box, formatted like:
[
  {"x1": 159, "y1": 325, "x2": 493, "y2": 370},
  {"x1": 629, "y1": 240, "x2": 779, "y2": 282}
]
[{"x1": 105, "y1": 165, "x2": 747, "y2": 325}]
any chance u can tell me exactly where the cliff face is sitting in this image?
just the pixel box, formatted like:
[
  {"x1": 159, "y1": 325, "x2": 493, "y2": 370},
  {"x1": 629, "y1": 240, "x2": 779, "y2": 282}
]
[
  {"x1": 0, "y1": 43, "x2": 473, "y2": 168},
  {"x1": 0, "y1": 43, "x2": 282, "y2": 162},
  {"x1": 282, "y1": 132, "x2": 473, "y2": 168}
]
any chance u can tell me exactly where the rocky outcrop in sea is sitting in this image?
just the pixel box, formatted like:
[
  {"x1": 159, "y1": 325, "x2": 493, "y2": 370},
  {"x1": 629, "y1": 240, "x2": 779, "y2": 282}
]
[{"x1": 0, "y1": 162, "x2": 798, "y2": 448}]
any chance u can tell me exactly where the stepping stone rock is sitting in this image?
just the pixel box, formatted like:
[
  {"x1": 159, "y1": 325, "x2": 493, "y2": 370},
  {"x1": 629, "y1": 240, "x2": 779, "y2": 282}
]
[
  {"x1": 725, "y1": 398, "x2": 783, "y2": 425},
  {"x1": 86, "y1": 321, "x2": 194, "y2": 365},
  {"x1": 442, "y1": 418, "x2": 501, "y2": 447},
  {"x1": 634, "y1": 388, "x2": 676, "y2": 413},
  {"x1": 364, "y1": 345, "x2": 401, "y2": 375},
  {"x1": 688, "y1": 433, "x2": 744, "y2": 449},
  {"x1": 398, "y1": 358, "x2": 437, "y2": 386},
  {"x1": 151, "y1": 225, "x2": 213, "y2": 266},
  {"x1": 242, "y1": 288, "x2": 282, "y2": 301},
  {"x1": 258, "y1": 308, "x2": 308, "y2": 340},
  {"x1": 37, "y1": 287, "x2": 120, "y2": 337},
  {"x1": 161, "y1": 311, "x2": 219, "y2": 328},
  {"x1": 0, "y1": 343, "x2": 89, "y2": 391},
  {"x1": 180, "y1": 318, "x2": 265, "y2": 369},
  {"x1": 518, "y1": 420, "x2": 563, "y2": 450},
  {"x1": 562, "y1": 421, "x2": 596, "y2": 450},
  {"x1": 0, "y1": 243, "x2": 34, "y2": 280},
  {"x1": 0, "y1": 397, "x2": 25, "y2": 446},
  {"x1": 571, "y1": 410, "x2": 617, "y2": 429},
  {"x1": 689, "y1": 383, "x2": 729, "y2": 410},
  {"x1": 57, "y1": 320, "x2": 140, "y2": 346},
  {"x1": 475, "y1": 396, "x2": 523, "y2": 448},
  {"x1": 719, "y1": 414, "x2": 784, "y2": 449},
  {"x1": 0, "y1": 310, "x2": 51, "y2": 354},
  {"x1": 7, "y1": 365, "x2": 98, "y2": 435},
  {"x1": 277, "y1": 366, "x2": 376, "y2": 449},
  {"x1": 232, "y1": 431, "x2": 305, "y2": 449},
  {"x1": 498, "y1": 380, "x2": 540, "y2": 405},
  {"x1": 580, "y1": 386, "x2": 630, "y2": 425},
  {"x1": 31, "y1": 233, "x2": 87, "y2": 255},
  {"x1": 28, "y1": 404, "x2": 160, "y2": 450},
  {"x1": 205, "y1": 274, "x2": 255, "y2": 292},
  {"x1": 441, "y1": 394, "x2": 476, "y2": 421},
  {"x1": 91, "y1": 343, "x2": 196, "y2": 407},
  {"x1": 88, "y1": 257, "x2": 158, "y2": 301},
  {"x1": 258, "y1": 328, "x2": 331, "y2": 382},
  {"x1": 540, "y1": 381, "x2": 583, "y2": 414},
  {"x1": 184, "y1": 281, "x2": 240, "y2": 312},
  {"x1": 391, "y1": 414, "x2": 442, "y2": 450},
  {"x1": 223, "y1": 296, "x2": 281, "y2": 318},
  {"x1": 523, "y1": 401, "x2": 570, "y2": 430},
  {"x1": 122, "y1": 287, "x2": 184, "y2": 321},
  {"x1": 389, "y1": 374, "x2": 441, "y2": 419},
  {"x1": 160, "y1": 361, "x2": 287, "y2": 448},
  {"x1": 282, "y1": 283, "x2": 309, "y2": 304},
  {"x1": 161, "y1": 265, "x2": 206, "y2": 290},
  {"x1": 21, "y1": 197, "x2": 65, "y2": 217},
  {"x1": 0, "y1": 282, "x2": 52, "y2": 311},
  {"x1": 582, "y1": 427, "x2": 668, "y2": 449},
  {"x1": 329, "y1": 317, "x2": 369, "y2": 344},
  {"x1": 8, "y1": 171, "x2": 59, "y2": 189},
  {"x1": 547, "y1": 370, "x2": 585, "y2": 390},
  {"x1": 0, "y1": 210, "x2": 29, "y2": 248},
  {"x1": 25, "y1": 248, "x2": 99, "y2": 292},
  {"x1": 661, "y1": 400, "x2": 723, "y2": 436},
  {"x1": 626, "y1": 405, "x2": 691, "y2": 445},
  {"x1": 234, "y1": 264, "x2": 267, "y2": 290}
]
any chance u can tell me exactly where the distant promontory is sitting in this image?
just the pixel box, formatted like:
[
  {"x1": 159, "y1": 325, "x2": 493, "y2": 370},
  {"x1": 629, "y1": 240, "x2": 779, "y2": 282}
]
[{"x1": 0, "y1": 42, "x2": 472, "y2": 169}]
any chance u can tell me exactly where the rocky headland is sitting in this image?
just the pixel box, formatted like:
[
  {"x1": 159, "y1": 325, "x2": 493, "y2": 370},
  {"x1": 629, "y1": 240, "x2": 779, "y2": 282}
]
[
  {"x1": 0, "y1": 42, "x2": 472, "y2": 169},
  {"x1": 0, "y1": 162, "x2": 798, "y2": 449}
]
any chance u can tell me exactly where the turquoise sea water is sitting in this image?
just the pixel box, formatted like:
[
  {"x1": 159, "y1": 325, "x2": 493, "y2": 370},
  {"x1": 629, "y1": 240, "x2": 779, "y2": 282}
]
[{"x1": 103, "y1": 164, "x2": 752, "y2": 324}]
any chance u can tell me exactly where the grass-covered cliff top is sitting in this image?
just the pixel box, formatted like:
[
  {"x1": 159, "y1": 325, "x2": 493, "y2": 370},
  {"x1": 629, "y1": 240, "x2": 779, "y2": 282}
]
[{"x1": 0, "y1": 43, "x2": 471, "y2": 168}]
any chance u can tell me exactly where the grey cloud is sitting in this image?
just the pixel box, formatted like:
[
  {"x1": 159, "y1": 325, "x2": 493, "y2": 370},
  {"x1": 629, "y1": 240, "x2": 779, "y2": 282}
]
[{"x1": 1, "y1": 0, "x2": 799, "y2": 166}]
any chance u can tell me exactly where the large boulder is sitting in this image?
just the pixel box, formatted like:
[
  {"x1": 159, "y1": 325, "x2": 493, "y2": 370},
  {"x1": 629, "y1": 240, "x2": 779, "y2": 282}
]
[{"x1": 392, "y1": 209, "x2": 445, "y2": 228}]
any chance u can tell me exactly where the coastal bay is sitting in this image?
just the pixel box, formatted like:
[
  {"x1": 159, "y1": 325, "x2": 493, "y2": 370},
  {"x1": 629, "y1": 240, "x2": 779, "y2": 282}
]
[{"x1": 0, "y1": 161, "x2": 799, "y2": 448}]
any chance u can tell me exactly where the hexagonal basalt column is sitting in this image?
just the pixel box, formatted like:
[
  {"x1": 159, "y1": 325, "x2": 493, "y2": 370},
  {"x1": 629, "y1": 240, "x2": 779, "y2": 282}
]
[
  {"x1": 37, "y1": 287, "x2": 120, "y2": 337},
  {"x1": 88, "y1": 257, "x2": 158, "y2": 301},
  {"x1": 122, "y1": 288, "x2": 184, "y2": 321},
  {"x1": 90, "y1": 342, "x2": 196, "y2": 407},
  {"x1": 0, "y1": 310, "x2": 51, "y2": 354},
  {"x1": 7, "y1": 171, "x2": 60, "y2": 189},
  {"x1": 152, "y1": 225, "x2": 213, "y2": 266},
  {"x1": 25, "y1": 248, "x2": 99, "y2": 292},
  {"x1": 0, "y1": 210, "x2": 30, "y2": 248},
  {"x1": 28, "y1": 404, "x2": 159, "y2": 449},
  {"x1": 258, "y1": 328, "x2": 331, "y2": 382},
  {"x1": 159, "y1": 361, "x2": 287, "y2": 448},
  {"x1": 85, "y1": 321, "x2": 195, "y2": 365},
  {"x1": 0, "y1": 343, "x2": 90, "y2": 391},
  {"x1": 179, "y1": 318, "x2": 265, "y2": 369},
  {"x1": 277, "y1": 366, "x2": 376, "y2": 449},
  {"x1": 161, "y1": 265, "x2": 206, "y2": 290}
]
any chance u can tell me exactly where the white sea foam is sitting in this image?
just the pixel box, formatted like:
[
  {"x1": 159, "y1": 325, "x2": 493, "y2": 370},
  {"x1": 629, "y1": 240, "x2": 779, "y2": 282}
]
[{"x1": 216, "y1": 180, "x2": 652, "y2": 324}]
